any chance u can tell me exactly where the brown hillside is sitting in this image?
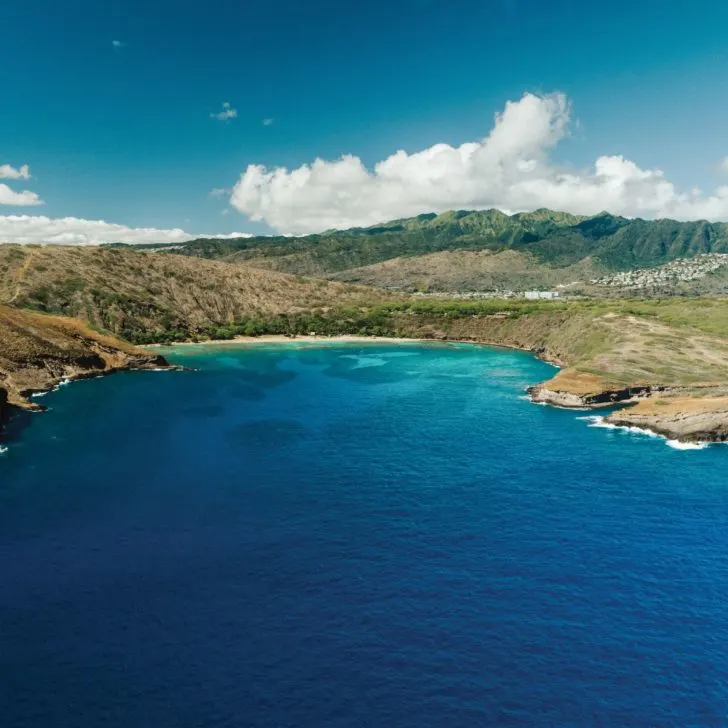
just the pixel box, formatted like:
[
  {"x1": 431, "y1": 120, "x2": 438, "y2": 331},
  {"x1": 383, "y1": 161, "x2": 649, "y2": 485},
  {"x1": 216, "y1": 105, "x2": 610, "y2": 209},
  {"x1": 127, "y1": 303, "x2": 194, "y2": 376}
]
[
  {"x1": 0, "y1": 245, "x2": 386, "y2": 342},
  {"x1": 327, "y1": 249, "x2": 602, "y2": 292},
  {"x1": 0, "y1": 305, "x2": 165, "y2": 420}
]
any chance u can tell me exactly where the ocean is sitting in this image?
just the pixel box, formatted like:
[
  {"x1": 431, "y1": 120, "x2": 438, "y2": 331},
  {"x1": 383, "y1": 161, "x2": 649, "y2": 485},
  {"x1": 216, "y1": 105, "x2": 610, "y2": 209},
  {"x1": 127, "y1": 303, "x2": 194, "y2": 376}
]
[{"x1": 2, "y1": 341, "x2": 728, "y2": 726}]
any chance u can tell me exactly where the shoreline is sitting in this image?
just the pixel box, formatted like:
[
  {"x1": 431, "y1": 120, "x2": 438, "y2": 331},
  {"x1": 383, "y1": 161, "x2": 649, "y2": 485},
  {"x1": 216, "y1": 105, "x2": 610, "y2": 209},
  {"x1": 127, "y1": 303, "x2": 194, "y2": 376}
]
[
  {"x1": 146, "y1": 333, "x2": 728, "y2": 448},
  {"x1": 146, "y1": 333, "x2": 724, "y2": 448},
  {"x1": 146, "y1": 334, "x2": 434, "y2": 347},
  {"x1": 146, "y1": 333, "x2": 566, "y2": 367},
  {"x1": 576, "y1": 415, "x2": 713, "y2": 450},
  {"x1": 3, "y1": 333, "x2": 722, "y2": 451}
]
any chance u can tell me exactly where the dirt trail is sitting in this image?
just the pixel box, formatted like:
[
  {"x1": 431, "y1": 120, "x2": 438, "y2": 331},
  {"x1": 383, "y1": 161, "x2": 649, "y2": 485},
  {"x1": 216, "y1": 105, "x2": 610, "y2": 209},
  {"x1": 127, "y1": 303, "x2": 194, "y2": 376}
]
[{"x1": 8, "y1": 250, "x2": 35, "y2": 304}]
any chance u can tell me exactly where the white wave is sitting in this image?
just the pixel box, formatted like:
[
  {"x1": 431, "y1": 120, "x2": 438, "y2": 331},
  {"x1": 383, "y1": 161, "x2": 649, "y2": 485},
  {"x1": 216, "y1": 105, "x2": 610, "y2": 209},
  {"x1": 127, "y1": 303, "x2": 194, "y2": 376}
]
[
  {"x1": 578, "y1": 415, "x2": 712, "y2": 450},
  {"x1": 0, "y1": 445, "x2": 7, "y2": 455},
  {"x1": 33, "y1": 377, "x2": 73, "y2": 397},
  {"x1": 583, "y1": 415, "x2": 661, "y2": 437},
  {"x1": 666, "y1": 439, "x2": 709, "y2": 451}
]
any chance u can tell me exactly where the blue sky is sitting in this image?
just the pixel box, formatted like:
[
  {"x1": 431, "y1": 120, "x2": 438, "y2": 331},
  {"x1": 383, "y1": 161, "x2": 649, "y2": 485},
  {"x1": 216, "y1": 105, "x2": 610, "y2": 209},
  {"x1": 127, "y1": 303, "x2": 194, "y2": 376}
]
[{"x1": 3, "y1": 0, "x2": 728, "y2": 242}]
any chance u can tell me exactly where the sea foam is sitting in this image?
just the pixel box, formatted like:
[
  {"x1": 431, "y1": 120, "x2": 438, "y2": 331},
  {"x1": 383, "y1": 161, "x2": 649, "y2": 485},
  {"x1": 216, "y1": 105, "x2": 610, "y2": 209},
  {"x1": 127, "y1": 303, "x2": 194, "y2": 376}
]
[{"x1": 577, "y1": 415, "x2": 711, "y2": 450}]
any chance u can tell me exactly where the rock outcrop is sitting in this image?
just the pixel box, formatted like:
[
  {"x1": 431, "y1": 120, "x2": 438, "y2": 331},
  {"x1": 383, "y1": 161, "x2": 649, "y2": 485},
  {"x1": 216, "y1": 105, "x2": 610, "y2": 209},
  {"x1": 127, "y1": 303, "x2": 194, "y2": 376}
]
[
  {"x1": 526, "y1": 369, "x2": 661, "y2": 409},
  {"x1": 605, "y1": 397, "x2": 728, "y2": 443},
  {"x1": 527, "y1": 368, "x2": 728, "y2": 444},
  {"x1": 0, "y1": 305, "x2": 168, "y2": 432}
]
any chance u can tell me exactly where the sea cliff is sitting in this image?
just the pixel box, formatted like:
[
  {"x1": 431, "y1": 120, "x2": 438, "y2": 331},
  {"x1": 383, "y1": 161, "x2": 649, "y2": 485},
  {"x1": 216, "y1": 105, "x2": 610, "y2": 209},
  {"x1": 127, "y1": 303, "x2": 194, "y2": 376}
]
[
  {"x1": 0, "y1": 306, "x2": 168, "y2": 431},
  {"x1": 526, "y1": 370, "x2": 728, "y2": 445},
  {"x1": 604, "y1": 397, "x2": 728, "y2": 443}
]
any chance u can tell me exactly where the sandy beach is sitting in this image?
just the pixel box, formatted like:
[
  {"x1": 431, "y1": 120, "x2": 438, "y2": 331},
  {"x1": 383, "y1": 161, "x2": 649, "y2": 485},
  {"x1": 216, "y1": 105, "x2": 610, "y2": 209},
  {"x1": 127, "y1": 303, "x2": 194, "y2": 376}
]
[{"x1": 146, "y1": 334, "x2": 433, "y2": 348}]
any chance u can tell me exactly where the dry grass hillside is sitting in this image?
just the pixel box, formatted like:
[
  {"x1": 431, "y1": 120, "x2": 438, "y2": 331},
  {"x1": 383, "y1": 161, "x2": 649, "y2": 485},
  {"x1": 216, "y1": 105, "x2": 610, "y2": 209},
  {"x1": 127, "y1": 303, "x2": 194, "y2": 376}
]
[
  {"x1": 386, "y1": 300, "x2": 728, "y2": 393},
  {"x1": 327, "y1": 249, "x2": 602, "y2": 292},
  {"x1": 0, "y1": 245, "x2": 386, "y2": 342},
  {"x1": 0, "y1": 305, "x2": 164, "y2": 416}
]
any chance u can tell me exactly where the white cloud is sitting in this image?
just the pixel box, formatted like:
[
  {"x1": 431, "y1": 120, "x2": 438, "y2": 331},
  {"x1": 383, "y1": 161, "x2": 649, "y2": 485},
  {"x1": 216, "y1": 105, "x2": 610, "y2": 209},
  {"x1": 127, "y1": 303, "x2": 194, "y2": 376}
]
[
  {"x1": 0, "y1": 185, "x2": 43, "y2": 206},
  {"x1": 112, "y1": 40, "x2": 125, "y2": 48},
  {"x1": 0, "y1": 164, "x2": 31, "y2": 180},
  {"x1": 209, "y1": 187, "x2": 229, "y2": 197},
  {"x1": 719, "y1": 157, "x2": 728, "y2": 174},
  {"x1": 230, "y1": 92, "x2": 728, "y2": 234},
  {"x1": 0, "y1": 215, "x2": 252, "y2": 245},
  {"x1": 211, "y1": 102, "x2": 237, "y2": 122},
  {"x1": 262, "y1": 118, "x2": 275, "y2": 126},
  {"x1": 200, "y1": 231, "x2": 251, "y2": 239}
]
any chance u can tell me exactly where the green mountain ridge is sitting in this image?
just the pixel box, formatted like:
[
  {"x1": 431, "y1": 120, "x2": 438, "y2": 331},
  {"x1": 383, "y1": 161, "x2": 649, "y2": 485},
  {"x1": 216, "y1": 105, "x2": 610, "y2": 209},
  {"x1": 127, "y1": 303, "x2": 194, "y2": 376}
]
[{"x1": 112, "y1": 208, "x2": 728, "y2": 293}]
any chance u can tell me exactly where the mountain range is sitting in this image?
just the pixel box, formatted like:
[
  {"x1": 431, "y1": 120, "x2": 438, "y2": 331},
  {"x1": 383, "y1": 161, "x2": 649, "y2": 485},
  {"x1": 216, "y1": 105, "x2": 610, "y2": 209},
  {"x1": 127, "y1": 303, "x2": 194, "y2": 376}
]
[{"x1": 132, "y1": 209, "x2": 728, "y2": 293}]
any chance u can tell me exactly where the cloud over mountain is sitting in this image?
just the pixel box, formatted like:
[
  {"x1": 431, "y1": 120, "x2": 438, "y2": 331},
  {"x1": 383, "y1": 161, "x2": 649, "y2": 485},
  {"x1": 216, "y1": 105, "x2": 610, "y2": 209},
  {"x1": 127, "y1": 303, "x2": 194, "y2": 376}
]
[
  {"x1": 0, "y1": 215, "x2": 251, "y2": 245},
  {"x1": 230, "y1": 92, "x2": 728, "y2": 234}
]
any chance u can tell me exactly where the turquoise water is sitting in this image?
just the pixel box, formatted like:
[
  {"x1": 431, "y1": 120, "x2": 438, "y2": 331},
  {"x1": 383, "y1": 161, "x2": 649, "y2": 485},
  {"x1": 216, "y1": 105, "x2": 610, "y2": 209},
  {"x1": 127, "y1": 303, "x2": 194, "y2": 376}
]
[{"x1": 2, "y1": 341, "x2": 728, "y2": 726}]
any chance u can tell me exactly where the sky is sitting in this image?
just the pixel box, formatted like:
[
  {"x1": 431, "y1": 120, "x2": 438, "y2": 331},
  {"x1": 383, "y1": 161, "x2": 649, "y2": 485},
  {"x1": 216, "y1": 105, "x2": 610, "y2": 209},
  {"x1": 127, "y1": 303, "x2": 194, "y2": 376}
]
[{"x1": 3, "y1": 0, "x2": 728, "y2": 243}]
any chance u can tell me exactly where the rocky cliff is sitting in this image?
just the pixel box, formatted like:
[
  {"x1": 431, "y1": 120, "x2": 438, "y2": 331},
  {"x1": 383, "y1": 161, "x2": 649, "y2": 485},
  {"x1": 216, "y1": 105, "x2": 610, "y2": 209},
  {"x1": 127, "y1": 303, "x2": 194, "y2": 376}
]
[
  {"x1": 604, "y1": 397, "x2": 728, "y2": 443},
  {"x1": 0, "y1": 305, "x2": 167, "y2": 429}
]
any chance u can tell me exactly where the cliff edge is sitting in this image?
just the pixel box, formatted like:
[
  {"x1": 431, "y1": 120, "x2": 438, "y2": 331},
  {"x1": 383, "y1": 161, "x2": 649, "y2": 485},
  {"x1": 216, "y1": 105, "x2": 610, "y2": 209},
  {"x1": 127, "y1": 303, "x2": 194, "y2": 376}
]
[{"x1": 0, "y1": 306, "x2": 168, "y2": 429}]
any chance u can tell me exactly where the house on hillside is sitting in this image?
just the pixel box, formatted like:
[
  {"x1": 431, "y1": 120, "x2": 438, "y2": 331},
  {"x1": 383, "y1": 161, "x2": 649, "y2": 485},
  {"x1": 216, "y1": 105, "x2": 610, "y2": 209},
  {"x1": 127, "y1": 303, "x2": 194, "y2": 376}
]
[{"x1": 524, "y1": 291, "x2": 560, "y2": 300}]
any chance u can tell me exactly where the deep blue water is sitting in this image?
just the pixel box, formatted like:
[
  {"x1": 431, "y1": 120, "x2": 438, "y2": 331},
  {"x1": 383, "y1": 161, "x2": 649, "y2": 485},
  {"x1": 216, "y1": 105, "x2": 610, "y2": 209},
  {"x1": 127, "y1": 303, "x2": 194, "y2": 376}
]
[{"x1": 2, "y1": 342, "x2": 728, "y2": 727}]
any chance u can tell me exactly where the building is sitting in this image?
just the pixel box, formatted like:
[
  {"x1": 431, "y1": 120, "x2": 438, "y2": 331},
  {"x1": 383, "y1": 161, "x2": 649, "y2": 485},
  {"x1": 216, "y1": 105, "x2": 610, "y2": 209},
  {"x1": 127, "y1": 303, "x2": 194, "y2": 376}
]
[{"x1": 524, "y1": 291, "x2": 560, "y2": 300}]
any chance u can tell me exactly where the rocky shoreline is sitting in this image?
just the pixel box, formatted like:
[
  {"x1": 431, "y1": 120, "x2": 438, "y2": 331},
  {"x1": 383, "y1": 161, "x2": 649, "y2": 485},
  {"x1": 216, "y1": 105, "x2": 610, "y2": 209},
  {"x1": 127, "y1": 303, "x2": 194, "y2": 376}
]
[
  {"x1": 527, "y1": 376, "x2": 728, "y2": 445},
  {"x1": 0, "y1": 357, "x2": 170, "y2": 436},
  {"x1": 3, "y1": 311, "x2": 727, "y2": 448},
  {"x1": 527, "y1": 382, "x2": 659, "y2": 409},
  {"x1": 0, "y1": 306, "x2": 170, "y2": 438},
  {"x1": 604, "y1": 397, "x2": 728, "y2": 444}
]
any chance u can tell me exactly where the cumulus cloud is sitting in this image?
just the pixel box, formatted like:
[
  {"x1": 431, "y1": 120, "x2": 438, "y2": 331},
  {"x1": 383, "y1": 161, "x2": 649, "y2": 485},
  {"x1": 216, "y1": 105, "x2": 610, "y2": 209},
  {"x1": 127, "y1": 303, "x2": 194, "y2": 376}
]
[
  {"x1": 230, "y1": 92, "x2": 728, "y2": 234},
  {"x1": 0, "y1": 216, "x2": 252, "y2": 245},
  {"x1": 0, "y1": 185, "x2": 43, "y2": 206},
  {"x1": 0, "y1": 164, "x2": 31, "y2": 180},
  {"x1": 211, "y1": 102, "x2": 237, "y2": 122}
]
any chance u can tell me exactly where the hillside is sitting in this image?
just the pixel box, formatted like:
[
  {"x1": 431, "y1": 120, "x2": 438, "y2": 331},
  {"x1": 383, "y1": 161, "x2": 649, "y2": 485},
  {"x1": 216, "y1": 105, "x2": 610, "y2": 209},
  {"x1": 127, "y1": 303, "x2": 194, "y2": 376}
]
[
  {"x1": 328, "y1": 249, "x2": 603, "y2": 292},
  {"x1": 153, "y1": 209, "x2": 728, "y2": 293},
  {"x1": 0, "y1": 245, "x2": 386, "y2": 343},
  {"x1": 0, "y1": 305, "x2": 165, "y2": 427}
]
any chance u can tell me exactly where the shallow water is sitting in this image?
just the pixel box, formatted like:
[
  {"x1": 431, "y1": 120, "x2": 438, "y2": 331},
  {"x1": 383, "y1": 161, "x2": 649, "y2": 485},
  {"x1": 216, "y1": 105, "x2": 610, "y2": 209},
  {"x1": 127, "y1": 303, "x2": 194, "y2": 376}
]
[{"x1": 2, "y1": 341, "x2": 728, "y2": 726}]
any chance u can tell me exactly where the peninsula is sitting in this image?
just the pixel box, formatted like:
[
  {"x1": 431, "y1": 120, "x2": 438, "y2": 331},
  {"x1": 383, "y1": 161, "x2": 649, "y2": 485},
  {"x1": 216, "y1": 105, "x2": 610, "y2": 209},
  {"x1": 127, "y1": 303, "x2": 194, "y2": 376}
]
[{"x1": 0, "y1": 305, "x2": 167, "y2": 428}]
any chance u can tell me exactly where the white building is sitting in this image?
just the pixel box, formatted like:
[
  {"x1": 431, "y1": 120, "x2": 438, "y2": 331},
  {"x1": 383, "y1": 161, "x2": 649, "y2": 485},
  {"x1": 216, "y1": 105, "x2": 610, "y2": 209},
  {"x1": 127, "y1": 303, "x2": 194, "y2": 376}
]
[{"x1": 524, "y1": 291, "x2": 560, "y2": 300}]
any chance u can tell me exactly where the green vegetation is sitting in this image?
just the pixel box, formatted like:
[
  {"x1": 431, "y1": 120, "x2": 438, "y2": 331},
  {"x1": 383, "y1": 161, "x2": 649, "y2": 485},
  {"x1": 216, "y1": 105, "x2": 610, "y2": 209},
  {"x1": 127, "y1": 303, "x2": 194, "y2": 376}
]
[
  {"x1": 126, "y1": 209, "x2": 728, "y2": 287},
  {"x1": 126, "y1": 294, "x2": 728, "y2": 382},
  {"x1": 0, "y1": 244, "x2": 386, "y2": 344}
]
